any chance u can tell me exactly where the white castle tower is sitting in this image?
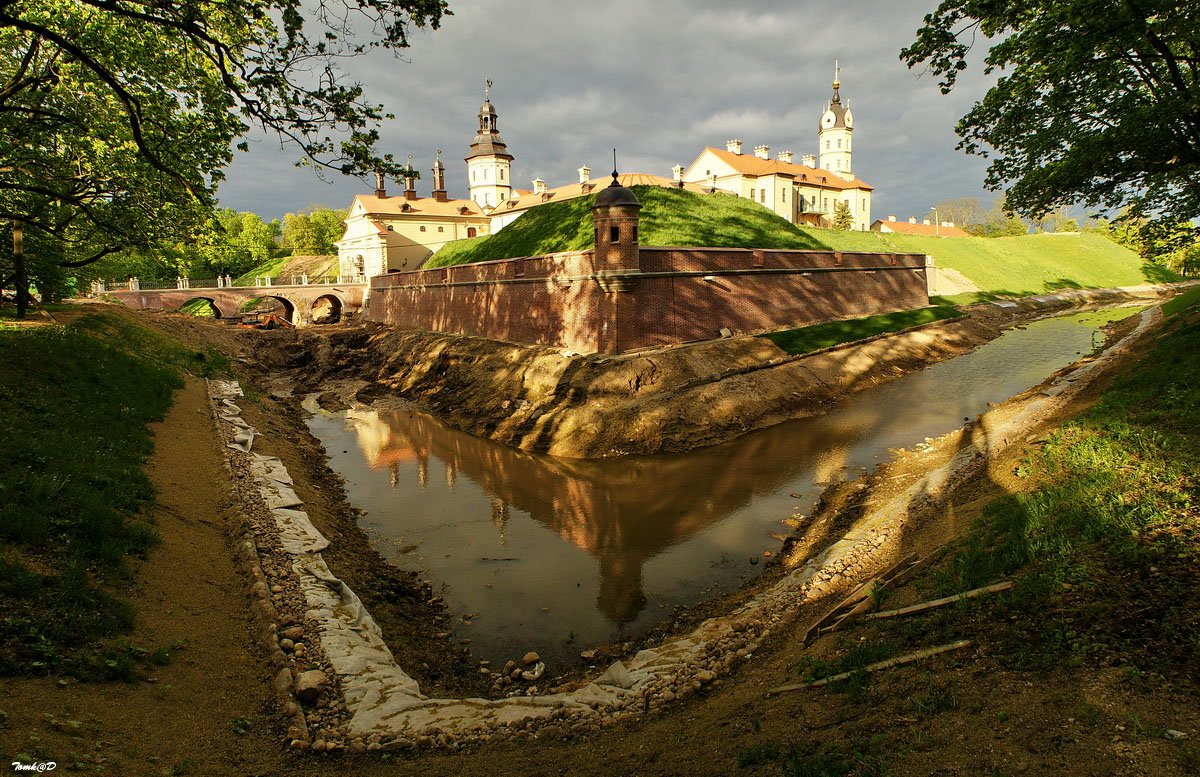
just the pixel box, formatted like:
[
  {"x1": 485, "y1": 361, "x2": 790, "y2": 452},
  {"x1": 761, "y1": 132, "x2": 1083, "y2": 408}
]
[
  {"x1": 465, "y1": 79, "x2": 514, "y2": 208},
  {"x1": 818, "y1": 61, "x2": 854, "y2": 180}
]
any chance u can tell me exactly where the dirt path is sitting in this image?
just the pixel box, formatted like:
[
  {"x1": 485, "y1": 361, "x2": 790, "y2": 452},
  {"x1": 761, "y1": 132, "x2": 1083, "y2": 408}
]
[{"x1": 1, "y1": 376, "x2": 281, "y2": 775}]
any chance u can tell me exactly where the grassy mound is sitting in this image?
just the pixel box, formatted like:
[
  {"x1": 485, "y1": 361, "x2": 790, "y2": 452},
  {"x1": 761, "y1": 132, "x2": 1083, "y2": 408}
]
[
  {"x1": 0, "y1": 310, "x2": 228, "y2": 679},
  {"x1": 427, "y1": 187, "x2": 827, "y2": 268},
  {"x1": 234, "y1": 254, "x2": 338, "y2": 285}
]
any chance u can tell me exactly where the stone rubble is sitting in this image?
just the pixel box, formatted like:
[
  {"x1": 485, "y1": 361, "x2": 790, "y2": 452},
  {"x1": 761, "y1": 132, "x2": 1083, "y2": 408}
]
[{"x1": 204, "y1": 305, "x2": 1161, "y2": 751}]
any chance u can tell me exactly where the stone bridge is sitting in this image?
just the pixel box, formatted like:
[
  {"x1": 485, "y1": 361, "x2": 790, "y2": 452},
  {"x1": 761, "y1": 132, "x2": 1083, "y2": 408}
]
[{"x1": 101, "y1": 279, "x2": 366, "y2": 326}]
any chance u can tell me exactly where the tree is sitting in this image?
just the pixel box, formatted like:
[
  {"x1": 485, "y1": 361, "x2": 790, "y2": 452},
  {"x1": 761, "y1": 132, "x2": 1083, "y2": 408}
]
[
  {"x1": 931, "y1": 197, "x2": 984, "y2": 231},
  {"x1": 974, "y1": 195, "x2": 1030, "y2": 237},
  {"x1": 0, "y1": 0, "x2": 447, "y2": 315},
  {"x1": 832, "y1": 201, "x2": 854, "y2": 231},
  {"x1": 281, "y1": 208, "x2": 347, "y2": 255},
  {"x1": 902, "y1": 1, "x2": 1200, "y2": 222}
]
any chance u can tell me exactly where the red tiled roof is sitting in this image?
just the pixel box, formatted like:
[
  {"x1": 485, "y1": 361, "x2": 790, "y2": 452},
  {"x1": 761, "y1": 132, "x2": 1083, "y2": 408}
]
[
  {"x1": 871, "y1": 219, "x2": 971, "y2": 238},
  {"x1": 488, "y1": 173, "x2": 708, "y2": 217},
  {"x1": 701, "y1": 147, "x2": 874, "y2": 191}
]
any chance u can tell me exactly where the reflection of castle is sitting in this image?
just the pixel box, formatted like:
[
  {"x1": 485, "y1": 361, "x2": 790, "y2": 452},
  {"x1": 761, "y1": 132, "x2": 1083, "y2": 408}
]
[{"x1": 344, "y1": 401, "x2": 874, "y2": 624}]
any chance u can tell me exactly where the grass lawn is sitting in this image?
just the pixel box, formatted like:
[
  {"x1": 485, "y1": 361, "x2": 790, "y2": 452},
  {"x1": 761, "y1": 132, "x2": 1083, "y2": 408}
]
[
  {"x1": 0, "y1": 309, "x2": 228, "y2": 679},
  {"x1": 763, "y1": 305, "x2": 962, "y2": 355},
  {"x1": 427, "y1": 186, "x2": 828, "y2": 267}
]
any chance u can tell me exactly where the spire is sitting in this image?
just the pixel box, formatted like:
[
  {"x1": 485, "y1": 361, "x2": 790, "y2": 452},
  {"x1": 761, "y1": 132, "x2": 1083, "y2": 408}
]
[{"x1": 831, "y1": 59, "x2": 842, "y2": 104}]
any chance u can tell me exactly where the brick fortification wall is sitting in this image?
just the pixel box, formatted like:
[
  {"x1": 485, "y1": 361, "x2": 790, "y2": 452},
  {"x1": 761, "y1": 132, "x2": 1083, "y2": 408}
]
[{"x1": 365, "y1": 246, "x2": 930, "y2": 355}]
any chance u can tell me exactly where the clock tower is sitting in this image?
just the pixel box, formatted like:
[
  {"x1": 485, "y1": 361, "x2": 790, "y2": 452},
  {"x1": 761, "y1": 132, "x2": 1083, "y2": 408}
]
[
  {"x1": 465, "y1": 79, "x2": 515, "y2": 209},
  {"x1": 818, "y1": 62, "x2": 854, "y2": 180}
]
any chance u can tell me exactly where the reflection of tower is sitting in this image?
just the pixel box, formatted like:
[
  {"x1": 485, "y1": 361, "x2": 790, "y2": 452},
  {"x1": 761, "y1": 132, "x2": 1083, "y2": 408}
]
[
  {"x1": 389, "y1": 463, "x2": 399, "y2": 489},
  {"x1": 596, "y1": 553, "x2": 647, "y2": 625},
  {"x1": 490, "y1": 496, "x2": 510, "y2": 545},
  {"x1": 445, "y1": 459, "x2": 457, "y2": 488},
  {"x1": 417, "y1": 457, "x2": 428, "y2": 488}
]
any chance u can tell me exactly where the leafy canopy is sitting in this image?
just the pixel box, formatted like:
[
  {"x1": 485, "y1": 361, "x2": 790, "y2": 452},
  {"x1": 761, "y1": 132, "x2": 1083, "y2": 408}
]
[
  {"x1": 0, "y1": 0, "x2": 448, "y2": 268},
  {"x1": 902, "y1": 1, "x2": 1200, "y2": 222}
]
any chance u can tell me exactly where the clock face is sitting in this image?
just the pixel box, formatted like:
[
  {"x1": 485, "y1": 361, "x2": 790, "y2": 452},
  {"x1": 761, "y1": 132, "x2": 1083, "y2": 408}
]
[
  {"x1": 822, "y1": 111, "x2": 835, "y2": 127},
  {"x1": 844, "y1": 109, "x2": 854, "y2": 128}
]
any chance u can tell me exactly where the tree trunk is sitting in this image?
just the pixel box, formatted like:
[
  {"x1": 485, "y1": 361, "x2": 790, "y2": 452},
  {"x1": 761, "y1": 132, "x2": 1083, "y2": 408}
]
[{"x1": 13, "y1": 221, "x2": 27, "y2": 320}]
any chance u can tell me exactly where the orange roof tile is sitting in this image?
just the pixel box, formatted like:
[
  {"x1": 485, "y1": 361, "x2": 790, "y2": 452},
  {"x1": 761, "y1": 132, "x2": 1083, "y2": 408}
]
[
  {"x1": 872, "y1": 219, "x2": 971, "y2": 238},
  {"x1": 353, "y1": 194, "x2": 487, "y2": 218},
  {"x1": 488, "y1": 173, "x2": 708, "y2": 217},
  {"x1": 701, "y1": 147, "x2": 874, "y2": 191}
]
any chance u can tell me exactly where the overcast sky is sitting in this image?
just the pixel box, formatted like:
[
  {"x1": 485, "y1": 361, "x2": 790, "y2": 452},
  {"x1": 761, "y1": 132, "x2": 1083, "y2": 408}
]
[{"x1": 220, "y1": 0, "x2": 1000, "y2": 222}]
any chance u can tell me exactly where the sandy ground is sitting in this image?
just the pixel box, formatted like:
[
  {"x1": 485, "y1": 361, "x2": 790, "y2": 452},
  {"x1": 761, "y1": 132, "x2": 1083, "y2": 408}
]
[{"x1": 3, "y1": 302, "x2": 1197, "y2": 775}]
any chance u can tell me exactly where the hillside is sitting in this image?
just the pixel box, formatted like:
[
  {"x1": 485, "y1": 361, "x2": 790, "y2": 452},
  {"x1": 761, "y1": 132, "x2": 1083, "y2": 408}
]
[
  {"x1": 425, "y1": 186, "x2": 826, "y2": 268},
  {"x1": 426, "y1": 185, "x2": 1175, "y2": 298},
  {"x1": 233, "y1": 254, "x2": 338, "y2": 285}
]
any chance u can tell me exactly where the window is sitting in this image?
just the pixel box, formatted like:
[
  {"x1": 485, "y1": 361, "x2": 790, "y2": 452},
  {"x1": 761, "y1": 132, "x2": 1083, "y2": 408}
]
[
  {"x1": 825, "y1": 140, "x2": 830, "y2": 150},
  {"x1": 419, "y1": 225, "x2": 426, "y2": 232},
  {"x1": 500, "y1": 169, "x2": 505, "y2": 181},
  {"x1": 438, "y1": 226, "x2": 444, "y2": 232},
  {"x1": 472, "y1": 170, "x2": 476, "y2": 181},
  {"x1": 837, "y1": 139, "x2": 842, "y2": 149},
  {"x1": 782, "y1": 189, "x2": 787, "y2": 201},
  {"x1": 632, "y1": 225, "x2": 638, "y2": 243},
  {"x1": 610, "y1": 225, "x2": 620, "y2": 243},
  {"x1": 467, "y1": 227, "x2": 477, "y2": 238},
  {"x1": 760, "y1": 189, "x2": 766, "y2": 203}
]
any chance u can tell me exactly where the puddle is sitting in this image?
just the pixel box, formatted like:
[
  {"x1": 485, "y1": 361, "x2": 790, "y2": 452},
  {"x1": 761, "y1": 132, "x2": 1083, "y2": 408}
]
[{"x1": 307, "y1": 306, "x2": 1141, "y2": 667}]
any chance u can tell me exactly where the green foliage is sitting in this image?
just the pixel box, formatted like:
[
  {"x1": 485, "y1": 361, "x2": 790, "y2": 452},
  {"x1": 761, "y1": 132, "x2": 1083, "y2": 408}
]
[
  {"x1": 903, "y1": 1, "x2": 1200, "y2": 222},
  {"x1": 832, "y1": 201, "x2": 854, "y2": 231},
  {"x1": 0, "y1": 0, "x2": 447, "y2": 287},
  {"x1": 280, "y1": 208, "x2": 348, "y2": 255},
  {"x1": 764, "y1": 306, "x2": 962, "y2": 355},
  {"x1": 426, "y1": 187, "x2": 827, "y2": 267}
]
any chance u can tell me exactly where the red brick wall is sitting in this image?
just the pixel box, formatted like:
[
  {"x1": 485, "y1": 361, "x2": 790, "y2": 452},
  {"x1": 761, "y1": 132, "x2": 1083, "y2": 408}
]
[{"x1": 365, "y1": 248, "x2": 929, "y2": 354}]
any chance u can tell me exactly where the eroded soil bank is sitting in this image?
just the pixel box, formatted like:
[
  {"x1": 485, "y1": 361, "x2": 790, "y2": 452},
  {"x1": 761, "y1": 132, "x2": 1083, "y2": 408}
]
[{"x1": 247, "y1": 286, "x2": 1175, "y2": 458}]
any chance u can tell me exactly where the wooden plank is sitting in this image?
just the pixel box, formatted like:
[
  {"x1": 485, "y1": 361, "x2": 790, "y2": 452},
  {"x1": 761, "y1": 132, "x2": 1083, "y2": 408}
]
[
  {"x1": 862, "y1": 581, "x2": 1015, "y2": 620},
  {"x1": 802, "y1": 552, "x2": 918, "y2": 645},
  {"x1": 767, "y1": 640, "x2": 973, "y2": 695}
]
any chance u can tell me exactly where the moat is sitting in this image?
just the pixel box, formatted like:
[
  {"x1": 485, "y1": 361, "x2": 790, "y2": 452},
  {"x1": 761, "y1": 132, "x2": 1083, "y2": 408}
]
[{"x1": 307, "y1": 306, "x2": 1140, "y2": 668}]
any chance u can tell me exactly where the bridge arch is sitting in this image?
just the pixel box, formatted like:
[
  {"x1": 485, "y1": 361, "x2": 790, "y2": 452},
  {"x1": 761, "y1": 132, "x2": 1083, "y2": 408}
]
[
  {"x1": 180, "y1": 297, "x2": 227, "y2": 318},
  {"x1": 241, "y1": 295, "x2": 296, "y2": 324},
  {"x1": 310, "y1": 293, "x2": 343, "y2": 324}
]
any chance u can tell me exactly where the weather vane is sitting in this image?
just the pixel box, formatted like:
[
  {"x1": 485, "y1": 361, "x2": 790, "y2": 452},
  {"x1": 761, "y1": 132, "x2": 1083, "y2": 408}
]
[
  {"x1": 485, "y1": 78, "x2": 493, "y2": 100},
  {"x1": 612, "y1": 148, "x2": 618, "y2": 180}
]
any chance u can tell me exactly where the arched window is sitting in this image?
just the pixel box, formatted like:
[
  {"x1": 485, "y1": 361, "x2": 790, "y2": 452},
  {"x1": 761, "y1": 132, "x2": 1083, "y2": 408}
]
[{"x1": 468, "y1": 227, "x2": 477, "y2": 238}]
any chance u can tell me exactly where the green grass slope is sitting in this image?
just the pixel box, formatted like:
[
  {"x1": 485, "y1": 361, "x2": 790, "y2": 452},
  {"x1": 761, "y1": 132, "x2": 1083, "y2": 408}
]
[
  {"x1": 427, "y1": 187, "x2": 827, "y2": 268},
  {"x1": 800, "y1": 229, "x2": 1178, "y2": 302},
  {"x1": 426, "y1": 184, "x2": 1175, "y2": 298},
  {"x1": 234, "y1": 254, "x2": 338, "y2": 285}
]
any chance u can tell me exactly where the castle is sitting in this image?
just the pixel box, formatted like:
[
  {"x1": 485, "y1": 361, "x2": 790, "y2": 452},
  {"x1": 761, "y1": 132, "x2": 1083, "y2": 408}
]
[{"x1": 336, "y1": 66, "x2": 875, "y2": 280}]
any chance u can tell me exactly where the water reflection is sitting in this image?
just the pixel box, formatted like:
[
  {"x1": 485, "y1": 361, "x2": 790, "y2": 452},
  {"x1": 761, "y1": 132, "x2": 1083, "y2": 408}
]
[
  {"x1": 343, "y1": 405, "x2": 866, "y2": 624},
  {"x1": 309, "y1": 306, "x2": 1140, "y2": 664}
]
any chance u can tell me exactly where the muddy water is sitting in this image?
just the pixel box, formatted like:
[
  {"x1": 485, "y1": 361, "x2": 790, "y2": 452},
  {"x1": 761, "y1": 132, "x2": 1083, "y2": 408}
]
[{"x1": 307, "y1": 307, "x2": 1140, "y2": 669}]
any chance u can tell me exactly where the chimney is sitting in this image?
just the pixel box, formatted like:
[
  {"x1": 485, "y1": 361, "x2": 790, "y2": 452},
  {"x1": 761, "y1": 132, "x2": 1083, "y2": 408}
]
[
  {"x1": 922, "y1": 219, "x2": 931, "y2": 225},
  {"x1": 908, "y1": 217, "x2": 917, "y2": 224},
  {"x1": 533, "y1": 178, "x2": 547, "y2": 195},
  {"x1": 403, "y1": 174, "x2": 417, "y2": 201},
  {"x1": 578, "y1": 165, "x2": 591, "y2": 184},
  {"x1": 374, "y1": 171, "x2": 387, "y2": 198},
  {"x1": 431, "y1": 157, "x2": 447, "y2": 202},
  {"x1": 671, "y1": 163, "x2": 684, "y2": 188},
  {"x1": 777, "y1": 150, "x2": 794, "y2": 164},
  {"x1": 726, "y1": 138, "x2": 743, "y2": 154},
  {"x1": 887, "y1": 215, "x2": 896, "y2": 222},
  {"x1": 801, "y1": 154, "x2": 816, "y2": 168},
  {"x1": 754, "y1": 144, "x2": 770, "y2": 160}
]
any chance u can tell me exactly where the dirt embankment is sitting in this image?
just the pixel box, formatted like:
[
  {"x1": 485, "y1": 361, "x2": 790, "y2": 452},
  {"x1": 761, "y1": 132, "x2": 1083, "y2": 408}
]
[{"x1": 245, "y1": 287, "x2": 1169, "y2": 458}]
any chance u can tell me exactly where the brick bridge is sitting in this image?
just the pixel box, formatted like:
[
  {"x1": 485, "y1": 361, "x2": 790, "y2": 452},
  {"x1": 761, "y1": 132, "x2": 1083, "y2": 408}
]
[{"x1": 100, "y1": 278, "x2": 366, "y2": 326}]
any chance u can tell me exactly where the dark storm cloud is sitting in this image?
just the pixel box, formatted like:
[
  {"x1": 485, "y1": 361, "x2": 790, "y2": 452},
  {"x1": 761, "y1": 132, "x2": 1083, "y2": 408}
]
[{"x1": 220, "y1": 0, "x2": 998, "y2": 221}]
